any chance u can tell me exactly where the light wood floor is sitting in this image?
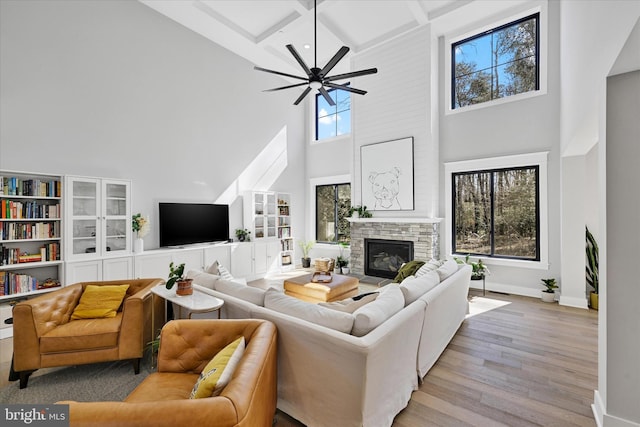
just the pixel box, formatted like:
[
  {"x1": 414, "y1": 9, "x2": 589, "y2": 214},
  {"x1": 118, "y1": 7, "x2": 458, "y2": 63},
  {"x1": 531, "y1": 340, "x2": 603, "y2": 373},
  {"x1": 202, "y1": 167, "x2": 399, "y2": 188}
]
[
  {"x1": 275, "y1": 289, "x2": 598, "y2": 426},
  {"x1": 1, "y1": 289, "x2": 598, "y2": 426}
]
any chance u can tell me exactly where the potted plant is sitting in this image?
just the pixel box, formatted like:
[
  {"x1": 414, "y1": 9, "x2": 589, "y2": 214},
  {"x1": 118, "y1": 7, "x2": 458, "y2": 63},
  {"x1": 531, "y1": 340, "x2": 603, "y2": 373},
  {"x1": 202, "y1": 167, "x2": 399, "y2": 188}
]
[
  {"x1": 337, "y1": 256, "x2": 349, "y2": 274},
  {"x1": 235, "y1": 228, "x2": 251, "y2": 242},
  {"x1": 167, "y1": 262, "x2": 193, "y2": 296},
  {"x1": 540, "y1": 278, "x2": 558, "y2": 302},
  {"x1": 349, "y1": 205, "x2": 372, "y2": 218},
  {"x1": 586, "y1": 226, "x2": 599, "y2": 309},
  {"x1": 456, "y1": 254, "x2": 489, "y2": 280},
  {"x1": 298, "y1": 240, "x2": 315, "y2": 268},
  {"x1": 131, "y1": 213, "x2": 149, "y2": 253}
]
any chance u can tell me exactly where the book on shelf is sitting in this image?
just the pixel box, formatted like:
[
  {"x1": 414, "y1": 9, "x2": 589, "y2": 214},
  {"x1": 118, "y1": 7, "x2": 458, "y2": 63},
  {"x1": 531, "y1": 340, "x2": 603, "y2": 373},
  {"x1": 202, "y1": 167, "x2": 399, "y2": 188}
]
[
  {"x1": 0, "y1": 176, "x2": 61, "y2": 198},
  {"x1": 0, "y1": 199, "x2": 60, "y2": 219},
  {"x1": 1, "y1": 242, "x2": 59, "y2": 265},
  {"x1": 1, "y1": 221, "x2": 60, "y2": 240},
  {"x1": 0, "y1": 271, "x2": 60, "y2": 296}
]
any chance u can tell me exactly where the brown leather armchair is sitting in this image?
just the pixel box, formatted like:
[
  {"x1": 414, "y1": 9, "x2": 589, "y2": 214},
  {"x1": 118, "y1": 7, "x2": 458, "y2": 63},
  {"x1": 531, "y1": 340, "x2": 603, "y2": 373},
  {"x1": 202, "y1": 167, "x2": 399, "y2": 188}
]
[
  {"x1": 10, "y1": 278, "x2": 165, "y2": 388},
  {"x1": 61, "y1": 319, "x2": 278, "y2": 427}
]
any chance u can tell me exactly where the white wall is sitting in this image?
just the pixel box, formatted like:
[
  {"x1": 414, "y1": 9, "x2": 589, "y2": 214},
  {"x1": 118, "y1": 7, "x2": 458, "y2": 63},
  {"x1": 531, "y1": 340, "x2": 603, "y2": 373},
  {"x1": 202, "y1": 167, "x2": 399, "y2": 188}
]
[
  {"x1": 0, "y1": 0, "x2": 306, "y2": 251},
  {"x1": 437, "y1": 0, "x2": 562, "y2": 297}
]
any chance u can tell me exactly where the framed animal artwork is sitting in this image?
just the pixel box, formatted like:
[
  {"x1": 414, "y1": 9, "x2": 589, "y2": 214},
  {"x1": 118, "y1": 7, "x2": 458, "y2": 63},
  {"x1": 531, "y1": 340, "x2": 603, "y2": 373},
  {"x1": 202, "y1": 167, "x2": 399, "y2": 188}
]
[{"x1": 360, "y1": 137, "x2": 414, "y2": 211}]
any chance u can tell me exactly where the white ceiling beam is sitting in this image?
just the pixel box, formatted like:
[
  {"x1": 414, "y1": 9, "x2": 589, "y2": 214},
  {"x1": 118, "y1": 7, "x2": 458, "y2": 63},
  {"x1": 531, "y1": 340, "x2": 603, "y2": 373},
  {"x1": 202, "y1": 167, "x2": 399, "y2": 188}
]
[
  {"x1": 406, "y1": 1, "x2": 429, "y2": 25},
  {"x1": 427, "y1": 0, "x2": 474, "y2": 21},
  {"x1": 255, "y1": 11, "x2": 303, "y2": 44},
  {"x1": 192, "y1": 0, "x2": 256, "y2": 43}
]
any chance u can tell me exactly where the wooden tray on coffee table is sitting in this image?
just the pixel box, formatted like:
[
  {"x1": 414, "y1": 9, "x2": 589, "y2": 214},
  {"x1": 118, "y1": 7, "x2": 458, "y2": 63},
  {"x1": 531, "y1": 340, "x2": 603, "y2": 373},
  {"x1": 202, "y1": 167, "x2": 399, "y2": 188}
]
[{"x1": 310, "y1": 271, "x2": 333, "y2": 283}]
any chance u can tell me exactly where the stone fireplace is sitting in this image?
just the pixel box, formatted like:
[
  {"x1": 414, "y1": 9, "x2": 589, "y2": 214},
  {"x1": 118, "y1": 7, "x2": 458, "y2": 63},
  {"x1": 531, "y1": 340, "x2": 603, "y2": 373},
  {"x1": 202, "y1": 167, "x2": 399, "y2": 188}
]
[{"x1": 349, "y1": 218, "x2": 440, "y2": 277}]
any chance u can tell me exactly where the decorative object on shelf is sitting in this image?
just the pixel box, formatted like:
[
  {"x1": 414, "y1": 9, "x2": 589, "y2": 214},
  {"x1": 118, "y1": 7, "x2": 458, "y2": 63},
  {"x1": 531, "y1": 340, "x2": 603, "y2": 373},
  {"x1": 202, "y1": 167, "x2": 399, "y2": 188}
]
[
  {"x1": 254, "y1": 0, "x2": 377, "y2": 106},
  {"x1": 315, "y1": 257, "x2": 335, "y2": 274},
  {"x1": 361, "y1": 137, "x2": 415, "y2": 211},
  {"x1": 132, "y1": 213, "x2": 149, "y2": 254},
  {"x1": 349, "y1": 205, "x2": 372, "y2": 218},
  {"x1": 540, "y1": 278, "x2": 558, "y2": 303},
  {"x1": 298, "y1": 240, "x2": 315, "y2": 268},
  {"x1": 167, "y1": 262, "x2": 192, "y2": 296},
  {"x1": 235, "y1": 228, "x2": 251, "y2": 242},
  {"x1": 586, "y1": 226, "x2": 599, "y2": 310}
]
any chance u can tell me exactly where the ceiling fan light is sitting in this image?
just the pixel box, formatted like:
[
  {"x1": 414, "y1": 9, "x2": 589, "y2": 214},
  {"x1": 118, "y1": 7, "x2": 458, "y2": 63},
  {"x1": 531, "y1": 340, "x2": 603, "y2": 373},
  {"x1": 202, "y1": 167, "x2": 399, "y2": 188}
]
[{"x1": 309, "y1": 81, "x2": 322, "y2": 90}]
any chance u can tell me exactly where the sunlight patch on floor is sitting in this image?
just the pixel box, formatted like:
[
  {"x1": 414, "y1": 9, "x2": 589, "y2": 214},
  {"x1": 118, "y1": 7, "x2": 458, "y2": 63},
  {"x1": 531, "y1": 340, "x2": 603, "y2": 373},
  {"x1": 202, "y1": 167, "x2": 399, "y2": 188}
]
[{"x1": 466, "y1": 296, "x2": 511, "y2": 318}]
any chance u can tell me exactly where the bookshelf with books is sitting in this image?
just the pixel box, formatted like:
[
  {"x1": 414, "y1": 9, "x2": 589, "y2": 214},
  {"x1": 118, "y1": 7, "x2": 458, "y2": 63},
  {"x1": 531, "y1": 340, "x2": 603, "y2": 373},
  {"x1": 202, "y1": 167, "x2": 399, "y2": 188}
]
[
  {"x1": 0, "y1": 171, "x2": 63, "y2": 302},
  {"x1": 277, "y1": 193, "x2": 294, "y2": 269}
]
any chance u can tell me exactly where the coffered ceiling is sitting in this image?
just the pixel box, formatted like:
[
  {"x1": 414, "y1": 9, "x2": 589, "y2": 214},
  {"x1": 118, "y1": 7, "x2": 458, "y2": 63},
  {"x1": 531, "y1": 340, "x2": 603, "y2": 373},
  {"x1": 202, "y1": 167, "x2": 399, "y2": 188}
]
[{"x1": 139, "y1": 0, "x2": 477, "y2": 78}]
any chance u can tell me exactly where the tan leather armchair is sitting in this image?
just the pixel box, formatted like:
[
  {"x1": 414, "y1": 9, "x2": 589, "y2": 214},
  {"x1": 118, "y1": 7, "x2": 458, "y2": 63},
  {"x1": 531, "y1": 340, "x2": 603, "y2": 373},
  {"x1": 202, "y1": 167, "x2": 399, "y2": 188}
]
[
  {"x1": 10, "y1": 278, "x2": 165, "y2": 388},
  {"x1": 61, "y1": 319, "x2": 278, "y2": 427}
]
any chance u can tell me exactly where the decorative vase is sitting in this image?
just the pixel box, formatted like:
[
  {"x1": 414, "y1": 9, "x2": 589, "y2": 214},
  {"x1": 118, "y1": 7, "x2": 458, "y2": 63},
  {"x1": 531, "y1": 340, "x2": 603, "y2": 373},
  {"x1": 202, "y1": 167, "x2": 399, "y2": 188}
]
[
  {"x1": 352, "y1": 211, "x2": 359, "y2": 219},
  {"x1": 341, "y1": 267, "x2": 350, "y2": 275},
  {"x1": 541, "y1": 291, "x2": 555, "y2": 303},
  {"x1": 133, "y1": 238, "x2": 144, "y2": 254},
  {"x1": 302, "y1": 257, "x2": 311, "y2": 268},
  {"x1": 590, "y1": 292, "x2": 599, "y2": 310},
  {"x1": 176, "y1": 279, "x2": 193, "y2": 296}
]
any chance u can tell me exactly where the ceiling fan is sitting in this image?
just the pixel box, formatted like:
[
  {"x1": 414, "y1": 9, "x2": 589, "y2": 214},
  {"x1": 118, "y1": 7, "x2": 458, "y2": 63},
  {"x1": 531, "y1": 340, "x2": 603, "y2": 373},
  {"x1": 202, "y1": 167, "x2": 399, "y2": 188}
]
[{"x1": 254, "y1": 0, "x2": 378, "y2": 106}]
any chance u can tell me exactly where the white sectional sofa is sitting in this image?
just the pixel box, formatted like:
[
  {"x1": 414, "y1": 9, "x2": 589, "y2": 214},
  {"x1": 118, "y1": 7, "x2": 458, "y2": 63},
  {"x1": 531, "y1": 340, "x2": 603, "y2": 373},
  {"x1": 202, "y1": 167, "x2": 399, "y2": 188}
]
[{"x1": 187, "y1": 262, "x2": 472, "y2": 427}]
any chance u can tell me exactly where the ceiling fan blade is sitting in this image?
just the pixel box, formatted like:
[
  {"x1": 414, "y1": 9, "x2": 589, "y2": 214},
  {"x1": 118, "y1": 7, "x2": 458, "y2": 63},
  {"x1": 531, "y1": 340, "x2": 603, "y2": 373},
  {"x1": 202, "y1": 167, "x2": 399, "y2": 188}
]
[
  {"x1": 318, "y1": 86, "x2": 336, "y2": 106},
  {"x1": 286, "y1": 44, "x2": 313, "y2": 77},
  {"x1": 324, "y1": 67, "x2": 378, "y2": 82},
  {"x1": 324, "y1": 82, "x2": 368, "y2": 95},
  {"x1": 264, "y1": 82, "x2": 309, "y2": 92},
  {"x1": 293, "y1": 87, "x2": 312, "y2": 105},
  {"x1": 319, "y1": 46, "x2": 350, "y2": 77},
  {"x1": 254, "y1": 66, "x2": 308, "y2": 82}
]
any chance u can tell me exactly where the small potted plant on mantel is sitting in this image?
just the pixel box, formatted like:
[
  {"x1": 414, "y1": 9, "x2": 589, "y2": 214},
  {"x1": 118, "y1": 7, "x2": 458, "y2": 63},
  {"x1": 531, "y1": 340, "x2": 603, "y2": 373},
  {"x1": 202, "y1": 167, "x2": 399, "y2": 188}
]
[
  {"x1": 540, "y1": 278, "x2": 558, "y2": 303},
  {"x1": 349, "y1": 205, "x2": 372, "y2": 218},
  {"x1": 167, "y1": 262, "x2": 193, "y2": 296}
]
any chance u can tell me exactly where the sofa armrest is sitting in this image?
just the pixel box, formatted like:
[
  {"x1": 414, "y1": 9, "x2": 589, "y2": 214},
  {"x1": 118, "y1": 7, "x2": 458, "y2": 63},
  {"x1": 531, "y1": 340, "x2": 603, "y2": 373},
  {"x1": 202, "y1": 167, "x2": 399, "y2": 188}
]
[
  {"x1": 12, "y1": 284, "x2": 84, "y2": 372},
  {"x1": 60, "y1": 399, "x2": 239, "y2": 427},
  {"x1": 116, "y1": 279, "x2": 165, "y2": 359}
]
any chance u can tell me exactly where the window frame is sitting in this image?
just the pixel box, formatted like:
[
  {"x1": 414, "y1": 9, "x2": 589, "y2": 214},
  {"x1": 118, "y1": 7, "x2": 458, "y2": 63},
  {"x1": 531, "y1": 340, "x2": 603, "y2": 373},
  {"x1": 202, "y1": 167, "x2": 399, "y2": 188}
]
[
  {"x1": 445, "y1": 152, "x2": 549, "y2": 270},
  {"x1": 444, "y1": 2, "x2": 547, "y2": 115},
  {"x1": 309, "y1": 175, "x2": 352, "y2": 246},
  {"x1": 452, "y1": 165, "x2": 540, "y2": 261},
  {"x1": 314, "y1": 85, "x2": 352, "y2": 142}
]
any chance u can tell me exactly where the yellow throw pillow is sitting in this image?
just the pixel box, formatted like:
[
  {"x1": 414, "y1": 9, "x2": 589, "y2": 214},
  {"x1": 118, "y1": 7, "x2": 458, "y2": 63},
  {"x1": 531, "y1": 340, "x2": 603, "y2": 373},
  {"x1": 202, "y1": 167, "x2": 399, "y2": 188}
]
[
  {"x1": 190, "y1": 336, "x2": 245, "y2": 399},
  {"x1": 71, "y1": 284, "x2": 130, "y2": 320}
]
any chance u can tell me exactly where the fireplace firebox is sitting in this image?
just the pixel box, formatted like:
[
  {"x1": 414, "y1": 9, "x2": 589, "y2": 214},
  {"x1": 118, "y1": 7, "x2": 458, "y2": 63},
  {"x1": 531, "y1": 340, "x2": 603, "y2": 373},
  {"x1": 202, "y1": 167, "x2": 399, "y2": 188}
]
[{"x1": 364, "y1": 238, "x2": 414, "y2": 279}]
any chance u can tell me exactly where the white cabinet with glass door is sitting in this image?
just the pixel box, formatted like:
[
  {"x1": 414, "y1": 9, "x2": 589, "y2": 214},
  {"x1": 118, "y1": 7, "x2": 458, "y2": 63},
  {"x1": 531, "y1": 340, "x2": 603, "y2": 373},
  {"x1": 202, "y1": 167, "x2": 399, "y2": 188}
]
[
  {"x1": 66, "y1": 176, "x2": 131, "y2": 260},
  {"x1": 244, "y1": 191, "x2": 277, "y2": 240}
]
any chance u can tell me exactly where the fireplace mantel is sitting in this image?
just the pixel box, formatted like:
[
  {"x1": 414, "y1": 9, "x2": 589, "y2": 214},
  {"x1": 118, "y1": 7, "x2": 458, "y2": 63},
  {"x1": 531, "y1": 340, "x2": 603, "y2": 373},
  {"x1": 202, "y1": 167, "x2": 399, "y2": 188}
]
[{"x1": 348, "y1": 217, "x2": 443, "y2": 224}]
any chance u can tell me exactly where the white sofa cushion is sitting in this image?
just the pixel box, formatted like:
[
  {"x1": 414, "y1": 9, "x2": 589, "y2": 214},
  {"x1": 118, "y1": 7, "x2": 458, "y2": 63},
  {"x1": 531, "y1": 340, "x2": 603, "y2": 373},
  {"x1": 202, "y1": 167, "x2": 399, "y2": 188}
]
[
  {"x1": 214, "y1": 279, "x2": 266, "y2": 306},
  {"x1": 351, "y1": 286, "x2": 405, "y2": 337},
  {"x1": 186, "y1": 270, "x2": 220, "y2": 290},
  {"x1": 264, "y1": 288, "x2": 355, "y2": 333},
  {"x1": 414, "y1": 259, "x2": 444, "y2": 277},
  {"x1": 436, "y1": 259, "x2": 459, "y2": 281},
  {"x1": 399, "y1": 270, "x2": 440, "y2": 305}
]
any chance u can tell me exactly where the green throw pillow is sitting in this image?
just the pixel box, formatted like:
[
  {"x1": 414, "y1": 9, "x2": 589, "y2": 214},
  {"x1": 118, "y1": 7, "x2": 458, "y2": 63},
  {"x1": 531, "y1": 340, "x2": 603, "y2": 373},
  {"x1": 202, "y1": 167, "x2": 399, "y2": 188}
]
[
  {"x1": 190, "y1": 336, "x2": 245, "y2": 399},
  {"x1": 392, "y1": 260, "x2": 426, "y2": 283}
]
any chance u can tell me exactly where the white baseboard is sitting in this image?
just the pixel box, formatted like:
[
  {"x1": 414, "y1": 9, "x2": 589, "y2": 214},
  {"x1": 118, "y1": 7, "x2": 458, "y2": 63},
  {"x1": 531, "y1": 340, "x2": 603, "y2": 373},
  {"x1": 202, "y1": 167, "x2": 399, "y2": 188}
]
[
  {"x1": 593, "y1": 390, "x2": 640, "y2": 427},
  {"x1": 470, "y1": 281, "x2": 590, "y2": 309}
]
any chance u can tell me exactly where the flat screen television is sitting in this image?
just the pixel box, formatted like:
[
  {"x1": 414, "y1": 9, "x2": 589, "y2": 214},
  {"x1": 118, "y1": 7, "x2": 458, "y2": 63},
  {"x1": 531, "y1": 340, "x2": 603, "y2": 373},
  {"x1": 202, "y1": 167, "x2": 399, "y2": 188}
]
[{"x1": 159, "y1": 202, "x2": 229, "y2": 247}]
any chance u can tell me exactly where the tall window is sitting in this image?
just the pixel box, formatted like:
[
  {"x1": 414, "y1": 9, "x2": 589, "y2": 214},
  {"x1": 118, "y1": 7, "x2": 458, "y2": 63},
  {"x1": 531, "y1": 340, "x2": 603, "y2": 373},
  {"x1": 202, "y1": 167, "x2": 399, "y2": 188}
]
[
  {"x1": 452, "y1": 166, "x2": 539, "y2": 260},
  {"x1": 316, "y1": 183, "x2": 351, "y2": 243},
  {"x1": 316, "y1": 87, "x2": 351, "y2": 140},
  {"x1": 452, "y1": 13, "x2": 539, "y2": 109}
]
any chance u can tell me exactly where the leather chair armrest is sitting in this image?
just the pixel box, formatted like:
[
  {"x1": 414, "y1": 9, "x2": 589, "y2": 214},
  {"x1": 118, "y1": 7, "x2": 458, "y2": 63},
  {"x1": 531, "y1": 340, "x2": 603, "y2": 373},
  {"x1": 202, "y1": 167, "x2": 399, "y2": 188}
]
[{"x1": 60, "y1": 399, "x2": 238, "y2": 427}]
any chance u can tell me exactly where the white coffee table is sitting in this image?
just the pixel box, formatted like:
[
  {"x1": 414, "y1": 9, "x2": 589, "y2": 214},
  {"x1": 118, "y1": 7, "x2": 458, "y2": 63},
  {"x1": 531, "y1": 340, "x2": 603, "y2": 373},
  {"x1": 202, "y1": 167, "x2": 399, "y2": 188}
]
[{"x1": 151, "y1": 283, "x2": 224, "y2": 320}]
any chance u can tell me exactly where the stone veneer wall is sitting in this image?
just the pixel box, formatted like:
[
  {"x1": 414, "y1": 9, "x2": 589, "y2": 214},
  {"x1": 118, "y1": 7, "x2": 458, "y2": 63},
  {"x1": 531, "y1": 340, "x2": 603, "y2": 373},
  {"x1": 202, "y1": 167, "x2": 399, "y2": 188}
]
[{"x1": 349, "y1": 219, "x2": 441, "y2": 276}]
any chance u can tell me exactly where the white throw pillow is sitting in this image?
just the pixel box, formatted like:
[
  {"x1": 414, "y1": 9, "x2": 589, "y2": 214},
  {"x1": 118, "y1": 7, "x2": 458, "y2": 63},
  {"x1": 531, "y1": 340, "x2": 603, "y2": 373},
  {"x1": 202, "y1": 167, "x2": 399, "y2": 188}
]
[
  {"x1": 264, "y1": 288, "x2": 354, "y2": 333},
  {"x1": 186, "y1": 270, "x2": 220, "y2": 290},
  {"x1": 414, "y1": 259, "x2": 444, "y2": 277},
  {"x1": 351, "y1": 285, "x2": 405, "y2": 337},
  {"x1": 217, "y1": 264, "x2": 234, "y2": 281},
  {"x1": 436, "y1": 259, "x2": 459, "y2": 281},
  {"x1": 215, "y1": 279, "x2": 266, "y2": 306},
  {"x1": 205, "y1": 261, "x2": 220, "y2": 275},
  {"x1": 400, "y1": 270, "x2": 440, "y2": 305}
]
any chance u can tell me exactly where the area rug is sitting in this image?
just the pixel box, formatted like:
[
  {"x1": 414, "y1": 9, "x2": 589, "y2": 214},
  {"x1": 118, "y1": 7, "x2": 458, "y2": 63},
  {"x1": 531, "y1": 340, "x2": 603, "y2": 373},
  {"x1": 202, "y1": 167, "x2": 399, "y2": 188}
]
[{"x1": 0, "y1": 357, "x2": 153, "y2": 404}]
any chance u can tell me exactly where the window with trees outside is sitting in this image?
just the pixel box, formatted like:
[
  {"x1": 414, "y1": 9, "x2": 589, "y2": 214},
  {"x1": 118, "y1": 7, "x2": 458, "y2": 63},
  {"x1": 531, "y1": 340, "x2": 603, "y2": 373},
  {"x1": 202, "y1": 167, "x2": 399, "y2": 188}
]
[
  {"x1": 316, "y1": 183, "x2": 351, "y2": 243},
  {"x1": 316, "y1": 87, "x2": 351, "y2": 140},
  {"x1": 452, "y1": 13, "x2": 539, "y2": 109},
  {"x1": 452, "y1": 166, "x2": 539, "y2": 260}
]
